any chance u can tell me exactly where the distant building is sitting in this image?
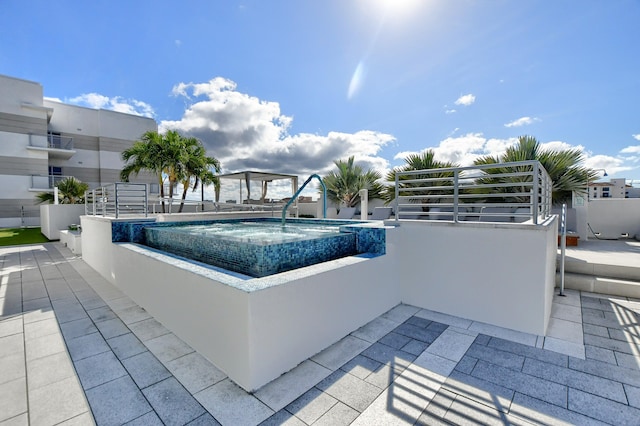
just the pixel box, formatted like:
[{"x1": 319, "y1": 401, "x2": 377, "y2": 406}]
[
  {"x1": 0, "y1": 74, "x2": 157, "y2": 227},
  {"x1": 588, "y1": 178, "x2": 639, "y2": 199}
]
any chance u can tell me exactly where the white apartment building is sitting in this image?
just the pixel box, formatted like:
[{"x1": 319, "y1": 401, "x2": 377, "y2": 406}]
[
  {"x1": 588, "y1": 178, "x2": 638, "y2": 199},
  {"x1": 0, "y1": 74, "x2": 157, "y2": 227}
]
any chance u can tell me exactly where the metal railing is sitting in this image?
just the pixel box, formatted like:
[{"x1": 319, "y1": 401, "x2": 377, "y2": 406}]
[
  {"x1": 85, "y1": 183, "x2": 148, "y2": 218},
  {"x1": 31, "y1": 175, "x2": 74, "y2": 189},
  {"x1": 393, "y1": 160, "x2": 552, "y2": 224},
  {"x1": 28, "y1": 133, "x2": 74, "y2": 150}
]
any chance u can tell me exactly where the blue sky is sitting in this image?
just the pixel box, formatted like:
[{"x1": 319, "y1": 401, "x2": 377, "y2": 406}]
[{"x1": 3, "y1": 0, "x2": 640, "y2": 191}]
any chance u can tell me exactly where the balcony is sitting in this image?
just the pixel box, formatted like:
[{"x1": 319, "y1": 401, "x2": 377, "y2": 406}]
[
  {"x1": 30, "y1": 175, "x2": 73, "y2": 191},
  {"x1": 27, "y1": 133, "x2": 76, "y2": 159}
]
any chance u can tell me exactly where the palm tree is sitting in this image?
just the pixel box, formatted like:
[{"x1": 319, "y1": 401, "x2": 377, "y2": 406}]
[
  {"x1": 176, "y1": 137, "x2": 221, "y2": 212},
  {"x1": 474, "y1": 135, "x2": 597, "y2": 204},
  {"x1": 36, "y1": 177, "x2": 89, "y2": 204},
  {"x1": 121, "y1": 130, "x2": 169, "y2": 211},
  {"x1": 322, "y1": 156, "x2": 382, "y2": 208},
  {"x1": 382, "y1": 150, "x2": 457, "y2": 204}
]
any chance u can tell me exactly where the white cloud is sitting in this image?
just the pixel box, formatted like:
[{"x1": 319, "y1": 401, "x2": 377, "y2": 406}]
[
  {"x1": 584, "y1": 154, "x2": 633, "y2": 176},
  {"x1": 44, "y1": 96, "x2": 62, "y2": 102},
  {"x1": 454, "y1": 94, "x2": 475, "y2": 106},
  {"x1": 445, "y1": 109, "x2": 456, "y2": 114},
  {"x1": 504, "y1": 116, "x2": 539, "y2": 128},
  {"x1": 621, "y1": 145, "x2": 640, "y2": 154},
  {"x1": 175, "y1": 40, "x2": 182, "y2": 47},
  {"x1": 160, "y1": 77, "x2": 394, "y2": 180},
  {"x1": 67, "y1": 93, "x2": 155, "y2": 118},
  {"x1": 540, "y1": 140, "x2": 584, "y2": 152},
  {"x1": 633, "y1": 134, "x2": 640, "y2": 141}
]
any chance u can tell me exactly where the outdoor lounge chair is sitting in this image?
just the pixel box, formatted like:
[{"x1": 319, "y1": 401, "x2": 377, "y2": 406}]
[
  {"x1": 371, "y1": 207, "x2": 392, "y2": 220},
  {"x1": 337, "y1": 207, "x2": 356, "y2": 219}
]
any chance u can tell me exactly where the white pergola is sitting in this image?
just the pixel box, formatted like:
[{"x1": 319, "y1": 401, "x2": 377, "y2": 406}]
[{"x1": 217, "y1": 171, "x2": 299, "y2": 204}]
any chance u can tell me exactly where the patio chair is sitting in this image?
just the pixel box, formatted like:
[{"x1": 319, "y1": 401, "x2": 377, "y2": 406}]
[
  {"x1": 337, "y1": 207, "x2": 356, "y2": 219},
  {"x1": 371, "y1": 207, "x2": 392, "y2": 220}
]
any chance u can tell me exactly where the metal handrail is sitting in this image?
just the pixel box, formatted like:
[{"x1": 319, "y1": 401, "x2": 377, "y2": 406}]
[
  {"x1": 282, "y1": 174, "x2": 326, "y2": 226},
  {"x1": 393, "y1": 160, "x2": 552, "y2": 224}
]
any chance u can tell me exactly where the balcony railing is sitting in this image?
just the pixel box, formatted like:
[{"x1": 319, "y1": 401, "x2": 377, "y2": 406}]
[
  {"x1": 28, "y1": 133, "x2": 74, "y2": 150},
  {"x1": 393, "y1": 160, "x2": 553, "y2": 224},
  {"x1": 31, "y1": 175, "x2": 74, "y2": 190},
  {"x1": 85, "y1": 183, "x2": 148, "y2": 218}
]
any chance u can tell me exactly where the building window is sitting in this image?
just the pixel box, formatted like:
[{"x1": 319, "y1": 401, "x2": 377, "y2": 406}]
[{"x1": 48, "y1": 166, "x2": 62, "y2": 176}]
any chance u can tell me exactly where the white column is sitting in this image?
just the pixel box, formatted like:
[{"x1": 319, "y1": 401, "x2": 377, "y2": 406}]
[{"x1": 359, "y1": 189, "x2": 368, "y2": 220}]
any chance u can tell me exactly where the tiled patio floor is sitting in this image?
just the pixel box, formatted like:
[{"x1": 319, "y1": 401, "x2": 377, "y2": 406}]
[{"x1": 1, "y1": 242, "x2": 639, "y2": 425}]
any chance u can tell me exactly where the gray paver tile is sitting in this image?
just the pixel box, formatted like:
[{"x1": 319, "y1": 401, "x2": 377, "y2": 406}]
[
  {"x1": 426, "y1": 328, "x2": 476, "y2": 362},
  {"x1": 401, "y1": 339, "x2": 429, "y2": 356},
  {"x1": 128, "y1": 318, "x2": 170, "y2": 342},
  {"x1": 363, "y1": 363, "x2": 402, "y2": 389},
  {"x1": 378, "y1": 332, "x2": 412, "y2": 350},
  {"x1": 393, "y1": 322, "x2": 441, "y2": 343},
  {"x1": 465, "y1": 342, "x2": 525, "y2": 371},
  {"x1": 53, "y1": 411, "x2": 94, "y2": 425},
  {"x1": 314, "y1": 402, "x2": 358, "y2": 426},
  {"x1": 488, "y1": 336, "x2": 569, "y2": 367},
  {"x1": 454, "y1": 355, "x2": 478, "y2": 374},
  {"x1": 614, "y1": 351, "x2": 640, "y2": 371},
  {"x1": 340, "y1": 354, "x2": 382, "y2": 380},
  {"x1": 551, "y1": 303, "x2": 582, "y2": 323},
  {"x1": 108, "y1": 296, "x2": 138, "y2": 311},
  {"x1": 195, "y1": 378, "x2": 274, "y2": 426},
  {"x1": 85, "y1": 376, "x2": 152, "y2": 425},
  {"x1": 542, "y1": 336, "x2": 585, "y2": 359},
  {"x1": 23, "y1": 318, "x2": 59, "y2": 341},
  {"x1": 624, "y1": 383, "x2": 640, "y2": 409},
  {"x1": 78, "y1": 297, "x2": 107, "y2": 311},
  {"x1": 443, "y1": 370, "x2": 514, "y2": 412},
  {"x1": 142, "y1": 377, "x2": 206, "y2": 425},
  {"x1": 27, "y1": 351, "x2": 75, "y2": 390},
  {"x1": 468, "y1": 322, "x2": 537, "y2": 346},
  {"x1": 415, "y1": 308, "x2": 473, "y2": 329},
  {"x1": 285, "y1": 387, "x2": 338, "y2": 424},
  {"x1": 546, "y1": 317, "x2": 584, "y2": 344},
  {"x1": 95, "y1": 317, "x2": 130, "y2": 339},
  {"x1": 75, "y1": 351, "x2": 128, "y2": 390},
  {"x1": 122, "y1": 351, "x2": 171, "y2": 389},
  {"x1": 444, "y1": 395, "x2": 530, "y2": 426},
  {"x1": 0, "y1": 413, "x2": 28, "y2": 426},
  {"x1": 350, "y1": 316, "x2": 398, "y2": 343},
  {"x1": 59, "y1": 318, "x2": 98, "y2": 339},
  {"x1": 569, "y1": 357, "x2": 640, "y2": 387},
  {"x1": 254, "y1": 360, "x2": 331, "y2": 411},
  {"x1": 0, "y1": 378, "x2": 26, "y2": 422},
  {"x1": 166, "y1": 351, "x2": 227, "y2": 393},
  {"x1": 317, "y1": 370, "x2": 382, "y2": 412},
  {"x1": 583, "y1": 323, "x2": 609, "y2": 338},
  {"x1": 568, "y1": 388, "x2": 640, "y2": 425},
  {"x1": 360, "y1": 342, "x2": 416, "y2": 371},
  {"x1": 0, "y1": 318, "x2": 21, "y2": 338},
  {"x1": 107, "y1": 332, "x2": 146, "y2": 360},
  {"x1": 471, "y1": 360, "x2": 567, "y2": 407},
  {"x1": 511, "y1": 392, "x2": 607, "y2": 426},
  {"x1": 29, "y1": 376, "x2": 88, "y2": 426},
  {"x1": 522, "y1": 357, "x2": 627, "y2": 404},
  {"x1": 123, "y1": 411, "x2": 163, "y2": 425},
  {"x1": 420, "y1": 388, "x2": 456, "y2": 421},
  {"x1": 145, "y1": 333, "x2": 195, "y2": 363},
  {"x1": 25, "y1": 332, "x2": 66, "y2": 361},
  {"x1": 311, "y1": 335, "x2": 370, "y2": 371},
  {"x1": 67, "y1": 332, "x2": 110, "y2": 361},
  {"x1": 86, "y1": 306, "x2": 117, "y2": 323},
  {"x1": 0, "y1": 352, "x2": 25, "y2": 385},
  {"x1": 381, "y1": 304, "x2": 420, "y2": 323},
  {"x1": 116, "y1": 305, "x2": 152, "y2": 325},
  {"x1": 405, "y1": 316, "x2": 432, "y2": 328},
  {"x1": 584, "y1": 333, "x2": 637, "y2": 355},
  {"x1": 186, "y1": 412, "x2": 222, "y2": 426},
  {"x1": 585, "y1": 344, "x2": 617, "y2": 364}
]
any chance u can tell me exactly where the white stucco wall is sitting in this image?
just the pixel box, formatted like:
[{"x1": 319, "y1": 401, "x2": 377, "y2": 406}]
[
  {"x1": 40, "y1": 204, "x2": 86, "y2": 240},
  {"x1": 586, "y1": 199, "x2": 640, "y2": 239},
  {"x1": 389, "y1": 219, "x2": 557, "y2": 335}
]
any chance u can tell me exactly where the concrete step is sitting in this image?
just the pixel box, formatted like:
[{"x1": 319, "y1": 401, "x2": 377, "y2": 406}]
[
  {"x1": 556, "y1": 272, "x2": 640, "y2": 299},
  {"x1": 557, "y1": 255, "x2": 640, "y2": 282}
]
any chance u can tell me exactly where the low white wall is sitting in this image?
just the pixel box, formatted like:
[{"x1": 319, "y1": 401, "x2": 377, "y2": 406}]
[
  {"x1": 108, "y1": 242, "x2": 397, "y2": 391},
  {"x1": 390, "y1": 219, "x2": 557, "y2": 335},
  {"x1": 586, "y1": 199, "x2": 640, "y2": 239},
  {"x1": 40, "y1": 204, "x2": 86, "y2": 240}
]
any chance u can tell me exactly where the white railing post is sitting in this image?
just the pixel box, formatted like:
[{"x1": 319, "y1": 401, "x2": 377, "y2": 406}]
[{"x1": 559, "y1": 203, "x2": 567, "y2": 296}]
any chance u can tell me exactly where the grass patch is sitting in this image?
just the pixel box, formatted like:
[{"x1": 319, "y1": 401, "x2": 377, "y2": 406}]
[{"x1": 0, "y1": 227, "x2": 50, "y2": 246}]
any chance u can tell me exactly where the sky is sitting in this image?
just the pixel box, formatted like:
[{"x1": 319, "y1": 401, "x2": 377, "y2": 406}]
[{"x1": 2, "y1": 0, "x2": 640, "y2": 199}]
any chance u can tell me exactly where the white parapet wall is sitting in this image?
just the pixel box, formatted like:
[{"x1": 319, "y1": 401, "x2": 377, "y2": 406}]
[
  {"x1": 586, "y1": 199, "x2": 640, "y2": 240},
  {"x1": 388, "y1": 218, "x2": 558, "y2": 336},
  {"x1": 40, "y1": 204, "x2": 86, "y2": 240},
  {"x1": 80, "y1": 213, "x2": 558, "y2": 390}
]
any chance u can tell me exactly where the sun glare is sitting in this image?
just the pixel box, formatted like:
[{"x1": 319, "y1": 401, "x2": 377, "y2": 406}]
[{"x1": 368, "y1": 0, "x2": 423, "y2": 20}]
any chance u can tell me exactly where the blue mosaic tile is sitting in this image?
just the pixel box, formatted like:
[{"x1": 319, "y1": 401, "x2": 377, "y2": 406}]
[{"x1": 113, "y1": 218, "x2": 386, "y2": 278}]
